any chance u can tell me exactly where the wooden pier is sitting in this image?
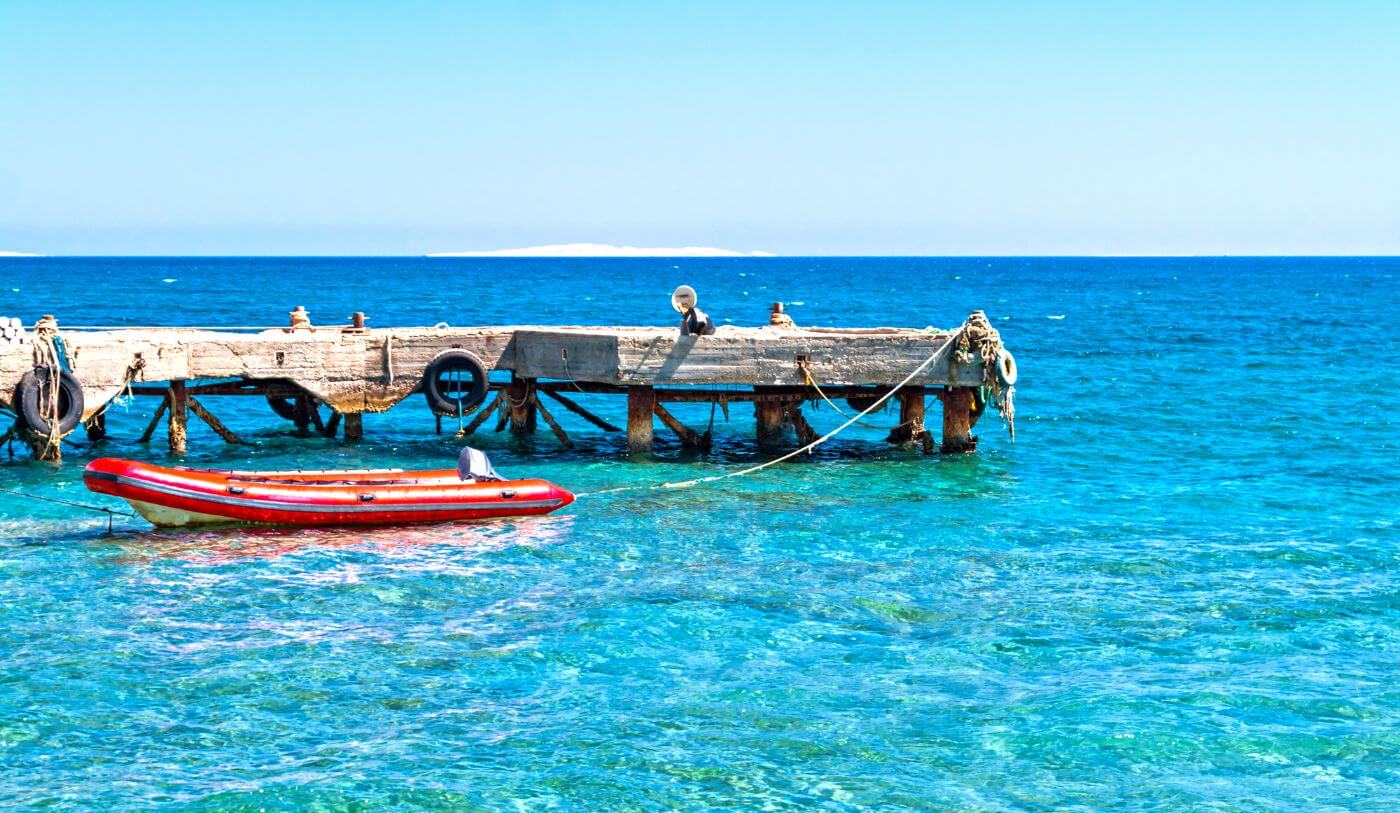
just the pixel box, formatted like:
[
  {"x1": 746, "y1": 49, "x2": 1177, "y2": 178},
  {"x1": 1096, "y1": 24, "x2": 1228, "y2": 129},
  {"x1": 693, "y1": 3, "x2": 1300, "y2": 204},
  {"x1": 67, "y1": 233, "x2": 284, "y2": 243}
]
[{"x1": 0, "y1": 310, "x2": 1015, "y2": 461}]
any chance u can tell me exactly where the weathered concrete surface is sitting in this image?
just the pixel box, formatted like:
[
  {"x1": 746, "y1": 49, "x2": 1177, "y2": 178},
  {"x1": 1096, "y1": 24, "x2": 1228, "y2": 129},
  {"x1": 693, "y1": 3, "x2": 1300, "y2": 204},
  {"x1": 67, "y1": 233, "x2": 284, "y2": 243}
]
[
  {"x1": 511, "y1": 326, "x2": 983, "y2": 387},
  {"x1": 1, "y1": 322, "x2": 989, "y2": 421},
  {"x1": 1, "y1": 327, "x2": 520, "y2": 419}
]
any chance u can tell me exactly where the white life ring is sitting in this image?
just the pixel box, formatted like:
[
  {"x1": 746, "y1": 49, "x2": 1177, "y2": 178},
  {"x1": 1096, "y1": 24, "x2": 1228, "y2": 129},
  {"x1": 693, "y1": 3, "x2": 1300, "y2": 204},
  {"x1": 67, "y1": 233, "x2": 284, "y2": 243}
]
[{"x1": 995, "y1": 350, "x2": 1018, "y2": 387}]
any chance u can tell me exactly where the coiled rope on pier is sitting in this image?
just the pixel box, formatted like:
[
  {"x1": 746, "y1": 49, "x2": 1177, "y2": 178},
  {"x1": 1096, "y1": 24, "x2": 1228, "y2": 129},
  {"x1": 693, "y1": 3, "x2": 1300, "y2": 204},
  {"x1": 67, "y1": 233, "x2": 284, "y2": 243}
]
[{"x1": 957, "y1": 310, "x2": 1015, "y2": 438}]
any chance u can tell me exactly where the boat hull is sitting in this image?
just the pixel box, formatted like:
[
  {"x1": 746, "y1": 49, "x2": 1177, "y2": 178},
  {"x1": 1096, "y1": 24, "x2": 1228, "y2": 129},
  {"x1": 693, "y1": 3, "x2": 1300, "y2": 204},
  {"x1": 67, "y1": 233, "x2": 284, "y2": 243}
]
[{"x1": 83, "y1": 458, "x2": 574, "y2": 528}]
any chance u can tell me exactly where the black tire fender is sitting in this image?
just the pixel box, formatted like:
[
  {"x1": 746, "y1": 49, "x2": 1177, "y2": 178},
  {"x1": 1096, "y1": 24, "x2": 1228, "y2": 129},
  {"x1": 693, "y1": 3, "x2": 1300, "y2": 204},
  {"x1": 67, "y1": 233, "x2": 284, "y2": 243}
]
[
  {"x1": 844, "y1": 395, "x2": 882, "y2": 413},
  {"x1": 423, "y1": 350, "x2": 490, "y2": 416},
  {"x1": 14, "y1": 366, "x2": 85, "y2": 438}
]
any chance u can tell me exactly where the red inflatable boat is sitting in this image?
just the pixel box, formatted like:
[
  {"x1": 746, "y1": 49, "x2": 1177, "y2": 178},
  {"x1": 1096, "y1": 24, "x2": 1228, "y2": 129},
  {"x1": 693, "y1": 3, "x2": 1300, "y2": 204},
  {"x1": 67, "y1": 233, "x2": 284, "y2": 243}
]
[{"x1": 83, "y1": 457, "x2": 574, "y2": 528}]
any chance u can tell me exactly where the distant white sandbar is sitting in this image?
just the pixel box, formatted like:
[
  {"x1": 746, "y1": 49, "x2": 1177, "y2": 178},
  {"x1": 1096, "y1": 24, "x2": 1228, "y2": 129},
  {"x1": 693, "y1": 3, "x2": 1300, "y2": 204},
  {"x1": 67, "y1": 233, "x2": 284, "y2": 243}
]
[{"x1": 428, "y1": 243, "x2": 775, "y2": 258}]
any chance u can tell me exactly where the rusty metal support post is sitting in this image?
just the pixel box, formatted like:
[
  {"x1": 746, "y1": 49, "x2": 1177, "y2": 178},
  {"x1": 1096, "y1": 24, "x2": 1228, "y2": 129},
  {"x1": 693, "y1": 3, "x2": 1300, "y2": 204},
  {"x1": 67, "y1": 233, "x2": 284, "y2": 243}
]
[
  {"x1": 887, "y1": 387, "x2": 933, "y2": 453},
  {"x1": 754, "y1": 391, "x2": 786, "y2": 447},
  {"x1": 508, "y1": 379, "x2": 537, "y2": 435},
  {"x1": 167, "y1": 380, "x2": 188, "y2": 453},
  {"x1": 899, "y1": 387, "x2": 925, "y2": 427},
  {"x1": 941, "y1": 387, "x2": 978, "y2": 454},
  {"x1": 627, "y1": 386, "x2": 655, "y2": 453}
]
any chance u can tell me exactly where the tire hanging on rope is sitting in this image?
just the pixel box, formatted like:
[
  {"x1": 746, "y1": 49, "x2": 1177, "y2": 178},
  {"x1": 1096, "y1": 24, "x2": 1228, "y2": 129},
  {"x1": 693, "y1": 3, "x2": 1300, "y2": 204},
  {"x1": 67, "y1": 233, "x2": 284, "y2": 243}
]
[
  {"x1": 13, "y1": 365, "x2": 84, "y2": 438},
  {"x1": 423, "y1": 350, "x2": 490, "y2": 417}
]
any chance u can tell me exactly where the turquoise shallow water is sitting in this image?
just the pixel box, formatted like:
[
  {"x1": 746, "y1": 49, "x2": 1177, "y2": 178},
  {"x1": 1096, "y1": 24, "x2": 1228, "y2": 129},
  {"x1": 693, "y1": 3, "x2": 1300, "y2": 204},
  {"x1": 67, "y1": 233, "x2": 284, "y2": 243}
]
[{"x1": 1, "y1": 257, "x2": 1397, "y2": 809}]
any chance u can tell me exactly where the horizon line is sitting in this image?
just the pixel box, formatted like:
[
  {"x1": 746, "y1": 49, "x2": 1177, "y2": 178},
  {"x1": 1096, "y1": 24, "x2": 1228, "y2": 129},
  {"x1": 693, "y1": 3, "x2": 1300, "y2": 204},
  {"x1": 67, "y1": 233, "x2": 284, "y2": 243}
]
[{"x1": 4, "y1": 253, "x2": 1400, "y2": 259}]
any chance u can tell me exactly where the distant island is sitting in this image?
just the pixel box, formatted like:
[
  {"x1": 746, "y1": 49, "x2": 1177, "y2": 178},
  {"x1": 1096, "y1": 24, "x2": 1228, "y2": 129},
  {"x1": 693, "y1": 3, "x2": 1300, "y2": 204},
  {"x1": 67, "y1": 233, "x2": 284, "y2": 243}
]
[
  {"x1": 0, "y1": 251, "x2": 41, "y2": 257},
  {"x1": 428, "y1": 243, "x2": 775, "y2": 258}
]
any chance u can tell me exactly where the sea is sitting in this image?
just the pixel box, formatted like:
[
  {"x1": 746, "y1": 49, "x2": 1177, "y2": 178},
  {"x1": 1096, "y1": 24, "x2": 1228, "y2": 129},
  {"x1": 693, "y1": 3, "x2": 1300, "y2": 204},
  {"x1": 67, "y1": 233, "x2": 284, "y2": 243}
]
[{"x1": 0, "y1": 257, "x2": 1396, "y2": 809}]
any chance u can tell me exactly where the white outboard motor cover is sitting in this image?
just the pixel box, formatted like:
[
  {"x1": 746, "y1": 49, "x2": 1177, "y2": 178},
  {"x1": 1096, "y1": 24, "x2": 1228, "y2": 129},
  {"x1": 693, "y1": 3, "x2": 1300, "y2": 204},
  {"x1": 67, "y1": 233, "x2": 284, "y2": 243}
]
[{"x1": 457, "y1": 446, "x2": 503, "y2": 482}]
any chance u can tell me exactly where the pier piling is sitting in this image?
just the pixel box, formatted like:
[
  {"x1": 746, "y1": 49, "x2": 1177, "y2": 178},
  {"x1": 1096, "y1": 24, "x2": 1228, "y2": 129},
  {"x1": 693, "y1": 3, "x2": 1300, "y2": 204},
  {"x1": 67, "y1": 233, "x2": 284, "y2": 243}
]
[
  {"x1": 888, "y1": 387, "x2": 934, "y2": 453},
  {"x1": 344, "y1": 412, "x2": 363, "y2": 441},
  {"x1": 167, "y1": 381, "x2": 188, "y2": 453},
  {"x1": 941, "y1": 387, "x2": 977, "y2": 454},
  {"x1": 508, "y1": 379, "x2": 538, "y2": 436},
  {"x1": 627, "y1": 387, "x2": 656, "y2": 453},
  {"x1": 754, "y1": 391, "x2": 786, "y2": 447}
]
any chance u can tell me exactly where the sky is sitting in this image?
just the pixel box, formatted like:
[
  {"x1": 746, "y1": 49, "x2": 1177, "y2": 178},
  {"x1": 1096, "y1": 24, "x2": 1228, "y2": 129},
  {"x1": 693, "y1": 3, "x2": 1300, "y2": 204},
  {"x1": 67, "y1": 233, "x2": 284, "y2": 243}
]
[{"x1": 2, "y1": 0, "x2": 1398, "y2": 256}]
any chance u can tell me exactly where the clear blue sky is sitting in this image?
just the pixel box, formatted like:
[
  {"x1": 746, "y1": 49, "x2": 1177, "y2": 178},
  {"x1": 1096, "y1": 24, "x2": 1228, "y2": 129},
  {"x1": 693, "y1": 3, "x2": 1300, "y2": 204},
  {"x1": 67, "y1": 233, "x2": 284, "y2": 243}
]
[{"x1": 2, "y1": 1, "x2": 1398, "y2": 255}]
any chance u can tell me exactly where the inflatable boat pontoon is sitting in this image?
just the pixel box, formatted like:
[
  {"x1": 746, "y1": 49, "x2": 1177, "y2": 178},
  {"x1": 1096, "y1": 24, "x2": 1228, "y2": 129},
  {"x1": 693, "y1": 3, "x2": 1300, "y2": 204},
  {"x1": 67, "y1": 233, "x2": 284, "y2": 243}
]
[{"x1": 83, "y1": 455, "x2": 573, "y2": 528}]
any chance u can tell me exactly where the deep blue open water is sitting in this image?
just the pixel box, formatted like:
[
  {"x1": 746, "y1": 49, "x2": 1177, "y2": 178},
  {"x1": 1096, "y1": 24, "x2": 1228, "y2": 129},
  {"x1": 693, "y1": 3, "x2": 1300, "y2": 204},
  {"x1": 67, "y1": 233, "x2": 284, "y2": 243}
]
[{"x1": 0, "y1": 257, "x2": 1397, "y2": 809}]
